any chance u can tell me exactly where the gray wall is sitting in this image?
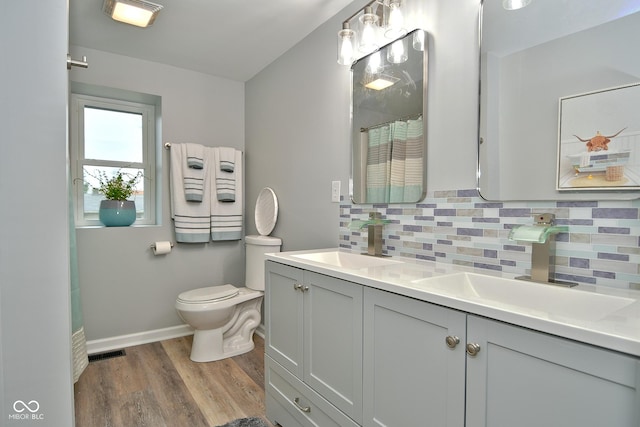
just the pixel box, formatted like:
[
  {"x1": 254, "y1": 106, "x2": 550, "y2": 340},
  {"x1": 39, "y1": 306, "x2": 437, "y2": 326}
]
[
  {"x1": 245, "y1": 1, "x2": 480, "y2": 249},
  {"x1": 69, "y1": 47, "x2": 246, "y2": 341},
  {"x1": 0, "y1": 1, "x2": 74, "y2": 425}
]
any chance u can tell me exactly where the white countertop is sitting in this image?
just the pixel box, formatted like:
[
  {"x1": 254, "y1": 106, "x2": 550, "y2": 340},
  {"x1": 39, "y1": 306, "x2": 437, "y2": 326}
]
[{"x1": 266, "y1": 248, "x2": 640, "y2": 357}]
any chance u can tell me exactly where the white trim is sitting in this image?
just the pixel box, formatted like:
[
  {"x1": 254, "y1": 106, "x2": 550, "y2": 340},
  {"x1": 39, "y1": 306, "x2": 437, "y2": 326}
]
[{"x1": 86, "y1": 324, "x2": 193, "y2": 355}]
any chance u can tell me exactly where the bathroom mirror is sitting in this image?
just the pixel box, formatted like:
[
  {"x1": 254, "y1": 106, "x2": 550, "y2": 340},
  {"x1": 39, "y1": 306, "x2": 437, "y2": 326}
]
[
  {"x1": 479, "y1": 0, "x2": 640, "y2": 201},
  {"x1": 351, "y1": 29, "x2": 427, "y2": 204}
]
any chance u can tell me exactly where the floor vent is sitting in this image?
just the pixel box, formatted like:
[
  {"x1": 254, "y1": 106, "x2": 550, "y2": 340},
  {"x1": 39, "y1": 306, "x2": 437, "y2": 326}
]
[{"x1": 88, "y1": 349, "x2": 126, "y2": 363}]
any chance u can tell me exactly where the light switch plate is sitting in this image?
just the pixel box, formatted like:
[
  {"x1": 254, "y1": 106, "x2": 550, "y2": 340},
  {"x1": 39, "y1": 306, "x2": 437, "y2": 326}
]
[{"x1": 331, "y1": 181, "x2": 341, "y2": 202}]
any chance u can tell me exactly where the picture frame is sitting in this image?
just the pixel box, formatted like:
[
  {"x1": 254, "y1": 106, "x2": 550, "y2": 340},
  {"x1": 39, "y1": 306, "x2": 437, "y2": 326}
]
[{"x1": 556, "y1": 82, "x2": 640, "y2": 191}]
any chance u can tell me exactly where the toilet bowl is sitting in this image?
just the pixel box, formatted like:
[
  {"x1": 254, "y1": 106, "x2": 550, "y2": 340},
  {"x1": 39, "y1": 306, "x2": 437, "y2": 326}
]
[{"x1": 175, "y1": 187, "x2": 281, "y2": 362}]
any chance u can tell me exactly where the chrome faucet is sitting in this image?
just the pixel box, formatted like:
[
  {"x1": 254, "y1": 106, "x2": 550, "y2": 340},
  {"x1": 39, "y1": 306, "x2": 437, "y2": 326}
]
[
  {"x1": 509, "y1": 213, "x2": 575, "y2": 287},
  {"x1": 355, "y1": 212, "x2": 391, "y2": 257}
]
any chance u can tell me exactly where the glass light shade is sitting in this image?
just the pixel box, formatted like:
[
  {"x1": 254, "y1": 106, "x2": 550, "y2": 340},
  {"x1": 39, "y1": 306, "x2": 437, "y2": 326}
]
[
  {"x1": 337, "y1": 25, "x2": 356, "y2": 65},
  {"x1": 366, "y1": 51, "x2": 382, "y2": 75},
  {"x1": 358, "y1": 6, "x2": 380, "y2": 54},
  {"x1": 387, "y1": 38, "x2": 408, "y2": 64},
  {"x1": 502, "y1": 0, "x2": 532, "y2": 10},
  {"x1": 413, "y1": 29, "x2": 426, "y2": 51},
  {"x1": 384, "y1": 0, "x2": 407, "y2": 39}
]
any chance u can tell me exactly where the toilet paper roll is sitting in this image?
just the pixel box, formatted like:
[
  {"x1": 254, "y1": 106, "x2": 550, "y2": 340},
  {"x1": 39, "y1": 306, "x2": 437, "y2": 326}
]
[{"x1": 153, "y1": 241, "x2": 172, "y2": 255}]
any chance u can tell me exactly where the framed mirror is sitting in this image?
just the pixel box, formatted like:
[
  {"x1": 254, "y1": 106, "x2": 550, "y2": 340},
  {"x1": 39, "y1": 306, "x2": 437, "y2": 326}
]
[
  {"x1": 479, "y1": 0, "x2": 640, "y2": 201},
  {"x1": 351, "y1": 29, "x2": 427, "y2": 204}
]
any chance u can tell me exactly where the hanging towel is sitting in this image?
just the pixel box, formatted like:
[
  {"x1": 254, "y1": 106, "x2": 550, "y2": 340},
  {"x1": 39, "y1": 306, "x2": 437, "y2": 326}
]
[
  {"x1": 170, "y1": 143, "x2": 211, "y2": 243},
  {"x1": 218, "y1": 147, "x2": 236, "y2": 172},
  {"x1": 215, "y1": 147, "x2": 236, "y2": 202},
  {"x1": 211, "y1": 148, "x2": 243, "y2": 241},
  {"x1": 404, "y1": 117, "x2": 424, "y2": 202},
  {"x1": 186, "y1": 142, "x2": 204, "y2": 169}
]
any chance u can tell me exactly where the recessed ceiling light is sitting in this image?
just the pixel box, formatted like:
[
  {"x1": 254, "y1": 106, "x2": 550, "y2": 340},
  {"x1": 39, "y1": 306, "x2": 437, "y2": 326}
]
[{"x1": 103, "y1": 0, "x2": 163, "y2": 28}]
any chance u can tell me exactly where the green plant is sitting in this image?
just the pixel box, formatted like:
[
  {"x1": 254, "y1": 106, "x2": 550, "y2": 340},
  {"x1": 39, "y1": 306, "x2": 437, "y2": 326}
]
[{"x1": 93, "y1": 170, "x2": 142, "y2": 201}]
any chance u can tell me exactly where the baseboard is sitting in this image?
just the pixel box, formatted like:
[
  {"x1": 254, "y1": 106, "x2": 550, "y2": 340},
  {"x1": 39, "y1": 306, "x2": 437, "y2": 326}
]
[
  {"x1": 256, "y1": 323, "x2": 265, "y2": 339},
  {"x1": 86, "y1": 324, "x2": 194, "y2": 355}
]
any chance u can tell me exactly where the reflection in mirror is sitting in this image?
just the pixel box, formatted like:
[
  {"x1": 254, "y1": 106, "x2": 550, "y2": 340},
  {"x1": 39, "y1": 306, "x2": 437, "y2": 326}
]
[
  {"x1": 479, "y1": 0, "x2": 640, "y2": 201},
  {"x1": 351, "y1": 29, "x2": 427, "y2": 204}
]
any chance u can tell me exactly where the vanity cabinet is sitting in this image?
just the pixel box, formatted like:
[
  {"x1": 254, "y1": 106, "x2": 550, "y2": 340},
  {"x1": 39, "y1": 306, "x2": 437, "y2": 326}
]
[
  {"x1": 363, "y1": 287, "x2": 466, "y2": 427},
  {"x1": 265, "y1": 260, "x2": 640, "y2": 427},
  {"x1": 466, "y1": 315, "x2": 640, "y2": 427},
  {"x1": 265, "y1": 261, "x2": 363, "y2": 427}
]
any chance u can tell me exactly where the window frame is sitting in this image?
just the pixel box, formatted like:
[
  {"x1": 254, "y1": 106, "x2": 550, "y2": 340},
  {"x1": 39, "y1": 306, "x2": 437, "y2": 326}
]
[{"x1": 70, "y1": 93, "x2": 157, "y2": 226}]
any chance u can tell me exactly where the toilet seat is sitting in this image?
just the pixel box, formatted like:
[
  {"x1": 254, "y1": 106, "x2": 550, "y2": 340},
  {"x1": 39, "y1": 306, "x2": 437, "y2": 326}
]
[{"x1": 177, "y1": 284, "x2": 239, "y2": 304}]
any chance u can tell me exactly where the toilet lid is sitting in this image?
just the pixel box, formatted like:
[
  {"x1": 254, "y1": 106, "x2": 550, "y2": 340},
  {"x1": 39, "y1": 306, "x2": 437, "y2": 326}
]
[
  {"x1": 255, "y1": 187, "x2": 278, "y2": 236},
  {"x1": 177, "y1": 285, "x2": 239, "y2": 303}
]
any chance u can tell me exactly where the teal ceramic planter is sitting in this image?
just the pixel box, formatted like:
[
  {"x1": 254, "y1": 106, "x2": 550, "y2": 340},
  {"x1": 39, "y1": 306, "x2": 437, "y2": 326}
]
[{"x1": 99, "y1": 200, "x2": 136, "y2": 227}]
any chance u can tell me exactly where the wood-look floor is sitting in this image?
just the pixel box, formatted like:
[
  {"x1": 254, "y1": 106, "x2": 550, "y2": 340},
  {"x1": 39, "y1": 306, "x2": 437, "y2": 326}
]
[{"x1": 74, "y1": 334, "x2": 276, "y2": 427}]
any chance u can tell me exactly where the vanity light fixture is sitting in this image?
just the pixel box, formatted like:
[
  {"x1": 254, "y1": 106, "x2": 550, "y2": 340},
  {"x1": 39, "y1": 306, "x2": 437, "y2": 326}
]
[
  {"x1": 502, "y1": 0, "x2": 532, "y2": 11},
  {"x1": 337, "y1": 22, "x2": 356, "y2": 65},
  {"x1": 358, "y1": 6, "x2": 381, "y2": 54},
  {"x1": 337, "y1": 0, "x2": 407, "y2": 65},
  {"x1": 102, "y1": 0, "x2": 164, "y2": 28},
  {"x1": 384, "y1": 0, "x2": 407, "y2": 39}
]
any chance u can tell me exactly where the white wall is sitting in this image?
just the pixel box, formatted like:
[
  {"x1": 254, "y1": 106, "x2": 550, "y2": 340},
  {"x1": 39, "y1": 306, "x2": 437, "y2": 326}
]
[
  {"x1": 245, "y1": 0, "x2": 480, "y2": 250},
  {"x1": 0, "y1": 1, "x2": 74, "y2": 425},
  {"x1": 69, "y1": 47, "x2": 246, "y2": 341}
]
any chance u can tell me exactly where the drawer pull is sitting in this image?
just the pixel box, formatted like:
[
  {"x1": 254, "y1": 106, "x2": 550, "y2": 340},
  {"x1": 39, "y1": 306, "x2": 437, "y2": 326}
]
[
  {"x1": 293, "y1": 397, "x2": 311, "y2": 413},
  {"x1": 445, "y1": 335, "x2": 460, "y2": 349},
  {"x1": 466, "y1": 343, "x2": 481, "y2": 357}
]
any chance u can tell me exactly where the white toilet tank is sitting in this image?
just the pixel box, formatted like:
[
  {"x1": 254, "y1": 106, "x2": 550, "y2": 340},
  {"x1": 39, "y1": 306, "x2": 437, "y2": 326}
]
[{"x1": 245, "y1": 235, "x2": 282, "y2": 291}]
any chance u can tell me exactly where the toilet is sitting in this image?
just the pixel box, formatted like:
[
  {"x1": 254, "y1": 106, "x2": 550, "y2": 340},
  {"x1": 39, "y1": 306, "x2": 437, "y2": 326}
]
[{"x1": 175, "y1": 187, "x2": 281, "y2": 362}]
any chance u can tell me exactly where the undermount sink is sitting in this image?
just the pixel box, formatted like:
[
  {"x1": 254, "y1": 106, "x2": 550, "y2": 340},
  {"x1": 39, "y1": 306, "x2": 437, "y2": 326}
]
[
  {"x1": 412, "y1": 272, "x2": 634, "y2": 322},
  {"x1": 291, "y1": 250, "x2": 403, "y2": 269}
]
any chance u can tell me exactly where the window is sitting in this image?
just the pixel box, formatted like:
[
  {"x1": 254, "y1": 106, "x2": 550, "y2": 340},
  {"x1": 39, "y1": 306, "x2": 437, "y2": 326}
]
[{"x1": 71, "y1": 93, "x2": 157, "y2": 226}]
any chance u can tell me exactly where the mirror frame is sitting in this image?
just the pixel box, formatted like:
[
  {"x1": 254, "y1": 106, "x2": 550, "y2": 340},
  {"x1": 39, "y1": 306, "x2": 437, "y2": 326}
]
[
  {"x1": 350, "y1": 29, "x2": 428, "y2": 204},
  {"x1": 477, "y1": 0, "x2": 640, "y2": 201}
]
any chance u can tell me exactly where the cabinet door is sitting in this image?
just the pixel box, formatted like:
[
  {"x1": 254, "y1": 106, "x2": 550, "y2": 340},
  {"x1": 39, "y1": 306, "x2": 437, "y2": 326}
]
[
  {"x1": 466, "y1": 315, "x2": 640, "y2": 427},
  {"x1": 304, "y1": 272, "x2": 363, "y2": 424},
  {"x1": 363, "y1": 287, "x2": 467, "y2": 427},
  {"x1": 265, "y1": 261, "x2": 305, "y2": 377}
]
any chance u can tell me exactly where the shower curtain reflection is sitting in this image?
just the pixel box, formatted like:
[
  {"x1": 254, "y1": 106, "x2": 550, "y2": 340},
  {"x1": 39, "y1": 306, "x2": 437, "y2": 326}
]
[
  {"x1": 365, "y1": 116, "x2": 423, "y2": 203},
  {"x1": 70, "y1": 181, "x2": 88, "y2": 382}
]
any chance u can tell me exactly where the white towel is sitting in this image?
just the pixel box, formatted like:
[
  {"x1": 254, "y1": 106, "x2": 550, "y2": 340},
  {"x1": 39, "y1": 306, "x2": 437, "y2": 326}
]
[
  {"x1": 211, "y1": 148, "x2": 243, "y2": 241},
  {"x1": 215, "y1": 148, "x2": 236, "y2": 202},
  {"x1": 186, "y1": 142, "x2": 204, "y2": 169},
  {"x1": 170, "y1": 143, "x2": 211, "y2": 243},
  {"x1": 218, "y1": 146, "x2": 236, "y2": 172}
]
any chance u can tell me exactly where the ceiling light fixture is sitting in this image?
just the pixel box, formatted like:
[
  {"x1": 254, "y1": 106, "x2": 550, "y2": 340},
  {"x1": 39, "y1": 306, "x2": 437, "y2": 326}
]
[
  {"x1": 364, "y1": 74, "x2": 400, "y2": 90},
  {"x1": 502, "y1": 0, "x2": 532, "y2": 11},
  {"x1": 103, "y1": 0, "x2": 164, "y2": 28},
  {"x1": 337, "y1": 0, "x2": 407, "y2": 65}
]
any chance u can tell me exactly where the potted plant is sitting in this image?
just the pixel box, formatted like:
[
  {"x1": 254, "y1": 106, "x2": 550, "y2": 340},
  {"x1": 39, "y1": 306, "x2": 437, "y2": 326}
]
[{"x1": 93, "y1": 170, "x2": 142, "y2": 227}]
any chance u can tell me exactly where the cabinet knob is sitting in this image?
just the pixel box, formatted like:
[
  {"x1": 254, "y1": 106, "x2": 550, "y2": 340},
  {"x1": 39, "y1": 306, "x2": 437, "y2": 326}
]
[
  {"x1": 293, "y1": 397, "x2": 311, "y2": 413},
  {"x1": 302, "y1": 285, "x2": 309, "y2": 292},
  {"x1": 445, "y1": 335, "x2": 460, "y2": 349},
  {"x1": 293, "y1": 283, "x2": 303, "y2": 291},
  {"x1": 466, "y1": 343, "x2": 481, "y2": 357}
]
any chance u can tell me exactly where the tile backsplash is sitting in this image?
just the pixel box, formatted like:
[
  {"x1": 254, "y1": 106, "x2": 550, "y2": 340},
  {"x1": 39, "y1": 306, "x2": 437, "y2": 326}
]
[{"x1": 339, "y1": 189, "x2": 640, "y2": 290}]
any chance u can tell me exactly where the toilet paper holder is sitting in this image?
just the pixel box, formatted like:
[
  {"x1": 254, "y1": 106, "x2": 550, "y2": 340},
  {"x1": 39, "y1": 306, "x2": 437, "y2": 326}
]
[{"x1": 150, "y1": 242, "x2": 174, "y2": 250}]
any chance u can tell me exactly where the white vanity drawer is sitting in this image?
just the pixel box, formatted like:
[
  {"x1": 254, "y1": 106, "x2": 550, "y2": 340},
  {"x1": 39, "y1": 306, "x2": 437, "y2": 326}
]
[{"x1": 265, "y1": 355, "x2": 359, "y2": 427}]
